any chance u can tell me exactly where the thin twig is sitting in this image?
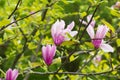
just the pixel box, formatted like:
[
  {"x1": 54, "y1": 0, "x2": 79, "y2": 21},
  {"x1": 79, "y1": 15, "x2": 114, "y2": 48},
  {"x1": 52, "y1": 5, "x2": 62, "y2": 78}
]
[
  {"x1": 0, "y1": 0, "x2": 59, "y2": 32},
  {"x1": 8, "y1": 0, "x2": 22, "y2": 19},
  {"x1": 79, "y1": 4, "x2": 100, "y2": 41},
  {"x1": 30, "y1": 69, "x2": 119, "y2": 76},
  {"x1": 11, "y1": 17, "x2": 27, "y2": 69},
  {"x1": 78, "y1": 50, "x2": 98, "y2": 72},
  {"x1": 11, "y1": 28, "x2": 27, "y2": 69},
  {"x1": 0, "y1": 7, "x2": 49, "y2": 32},
  {"x1": 76, "y1": 5, "x2": 91, "y2": 39}
]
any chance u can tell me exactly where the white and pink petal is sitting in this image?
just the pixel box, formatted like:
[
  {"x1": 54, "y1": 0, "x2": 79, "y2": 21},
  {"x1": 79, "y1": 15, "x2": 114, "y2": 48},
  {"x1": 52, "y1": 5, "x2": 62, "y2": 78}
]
[
  {"x1": 100, "y1": 43, "x2": 114, "y2": 52},
  {"x1": 86, "y1": 26, "x2": 95, "y2": 39}
]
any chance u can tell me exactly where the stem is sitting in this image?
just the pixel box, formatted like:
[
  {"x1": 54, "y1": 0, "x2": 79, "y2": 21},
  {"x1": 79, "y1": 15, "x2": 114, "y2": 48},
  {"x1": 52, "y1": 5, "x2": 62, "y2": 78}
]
[
  {"x1": 11, "y1": 28, "x2": 27, "y2": 69},
  {"x1": 30, "y1": 69, "x2": 118, "y2": 76},
  {"x1": 76, "y1": 5, "x2": 91, "y2": 39},
  {"x1": 8, "y1": 0, "x2": 22, "y2": 19},
  {"x1": 78, "y1": 50, "x2": 98, "y2": 72},
  {"x1": 0, "y1": 7, "x2": 48, "y2": 32},
  {"x1": 79, "y1": 4, "x2": 100, "y2": 41}
]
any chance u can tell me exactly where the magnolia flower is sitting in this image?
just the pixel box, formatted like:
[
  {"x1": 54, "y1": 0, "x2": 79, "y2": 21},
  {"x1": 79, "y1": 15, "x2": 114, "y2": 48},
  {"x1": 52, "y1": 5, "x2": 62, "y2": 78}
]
[
  {"x1": 6, "y1": 68, "x2": 18, "y2": 80},
  {"x1": 51, "y1": 20, "x2": 78, "y2": 45},
  {"x1": 42, "y1": 45, "x2": 56, "y2": 66},
  {"x1": 79, "y1": 15, "x2": 95, "y2": 27},
  {"x1": 87, "y1": 25, "x2": 114, "y2": 52}
]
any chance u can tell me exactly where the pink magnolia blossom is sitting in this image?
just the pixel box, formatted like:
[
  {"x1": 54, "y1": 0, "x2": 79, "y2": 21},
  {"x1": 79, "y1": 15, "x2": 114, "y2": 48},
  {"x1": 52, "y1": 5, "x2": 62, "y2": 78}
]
[
  {"x1": 51, "y1": 20, "x2": 78, "y2": 45},
  {"x1": 42, "y1": 45, "x2": 56, "y2": 66},
  {"x1": 87, "y1": 25, "x2": 114, "y2": 52},
  {"x1": 6, "y1": 68, "x2": 18, "y2": 80},
  {"x1": 79, "y1": 15, "x2": 95, "y2": 27}
]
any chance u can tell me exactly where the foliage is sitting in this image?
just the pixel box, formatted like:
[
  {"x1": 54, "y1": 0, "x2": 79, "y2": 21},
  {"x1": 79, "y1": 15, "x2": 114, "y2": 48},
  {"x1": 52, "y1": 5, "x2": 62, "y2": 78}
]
[{"x1": 0, "y1": 0, "x2": 120, "y2": 80}]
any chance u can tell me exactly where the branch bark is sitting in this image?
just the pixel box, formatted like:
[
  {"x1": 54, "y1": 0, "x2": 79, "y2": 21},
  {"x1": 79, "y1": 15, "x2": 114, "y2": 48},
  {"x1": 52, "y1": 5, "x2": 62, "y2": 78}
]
[{"x1": 8, "y1": 0, "x2": 22, "y2": 19}]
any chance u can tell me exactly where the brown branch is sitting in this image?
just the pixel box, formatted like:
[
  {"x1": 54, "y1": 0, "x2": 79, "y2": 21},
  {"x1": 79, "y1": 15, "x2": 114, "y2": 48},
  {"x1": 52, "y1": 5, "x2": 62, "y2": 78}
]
[
  {"x1": 78, "y1": 50, "x2": 98, "y2": 72},
  {"x1": 11, "y1": 28, "x2": 28, "y2": 69},
  {"x1": 79, "y1": 4, "x2": 100, "y2": 41},
  {"x1": 8, "y1": 0, "x2": 22, "y2": 19},
  {"x1": 0, "y1": 7, "x2": 49, "y2": 32},
  {"x1": 28, "y1": 65, "x2": 120, "y2": 77},
  {"x1": 76, "y1": 5, "x2": 91, "y2": 39},
  {"x1": 0, "y1": 0, "x2": 60, "y2": 32},
  {"x1": 30, "y1": 69, "x2": 119, "y2": 76}
]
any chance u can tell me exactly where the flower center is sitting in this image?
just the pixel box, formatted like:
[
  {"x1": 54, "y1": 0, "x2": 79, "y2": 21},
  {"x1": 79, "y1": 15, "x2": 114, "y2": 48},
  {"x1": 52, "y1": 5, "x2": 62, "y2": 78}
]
[
  {"x1": 92, "y1": 38, "x2": 102, "y2": 49},
  {"x1": 54, "y1": 34, "x2": 64, "y2": 45}
]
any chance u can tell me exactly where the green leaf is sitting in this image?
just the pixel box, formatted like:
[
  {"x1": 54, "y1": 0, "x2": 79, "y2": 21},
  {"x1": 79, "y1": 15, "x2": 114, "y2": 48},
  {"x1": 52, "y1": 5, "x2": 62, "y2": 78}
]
[
  {"x1": 61, "y1": 40, "x2": 79, "y2": 46},
  {"x1": 31, "y1": 62, "x2": 41, "y2": 68},
  {"x1": 85, "y1": 42, "x2": 94, "y2": 48},
  {"x1": 101, "y1": 19, "x2": 115, "y2": 33},
  {"x1": 5, "y1": 29, "x2": 14, "y2": 34},
  {"x1": 116, "y1": 39, "x2": 120, "y2": 47},
  {"x1": 41, "y1": 36, "x2": 53, "y2": 45},
  {"x1": 0, "y1": 0, "x2": 5, "y2": 7},
  {"x1": 110, "y1": 9, "x2": 120, "y2": 18},
  {"x1": 28, "y1": 42, "x2": 37, "y2": 49},
  {"x1": 0, "y1": 19, "x2": 10, "y2": 27},
  {"x1": 0, "y1": 38, "x2": 3, "y2": 45},
  {"x1": 70, "y1": 55, "x2": 78, "y2": 62},
  {"x1": 81, "y1": 12, "x2": 87, "y2": 18}
]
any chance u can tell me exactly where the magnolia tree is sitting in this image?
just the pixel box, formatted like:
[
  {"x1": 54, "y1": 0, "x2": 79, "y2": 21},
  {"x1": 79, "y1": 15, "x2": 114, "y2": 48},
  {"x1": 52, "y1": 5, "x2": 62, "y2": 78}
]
[{"x1": 0, "y1": 0, "x2": 120, "y2": 80}]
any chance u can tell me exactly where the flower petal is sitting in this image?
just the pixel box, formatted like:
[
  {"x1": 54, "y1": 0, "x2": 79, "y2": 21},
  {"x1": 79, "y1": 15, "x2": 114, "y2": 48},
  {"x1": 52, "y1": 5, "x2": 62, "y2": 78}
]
[
  {"x1": 6, "y1": 69, "x2": 12, "y2": 80},
  {"x1": 87, "y1": 15, "x2": 95, "y2": 27},
  {"x1": 42, "y1": 45, "x2": 56, "y2": 66},
  {"x1": 51, "y1": 20, "x2": 65, "y2": 37},
  {"x1": 79, "y1": 19, "x2": 87, "y2": 25},
  {"x1": 50, "y1": 45, "x2": 56, "y2": 60},
  {"x1": 64, "y1": 31, "x2": 78, "y2": 41},
  {"x1": 66, "y1": 21, "x2": 75, "y2": 31},
  {"x1": 46, "y1": 45, "x2": 51, "y2": 64},
  {"x1": 12, "y1": 69, "x2": 18, "y2": 80},
  {"x1": 100, "y1": 43, "x2": 114, "y2": 52},
  {"x1": 42, "y1": 46, "x2": 47, "y2": 62},
  {"x1": 87, "y1": 15, "x2": 92, "y2": 22},
  {"x1": 96, "y1": 25, "x2": 109, "y2": 39},
  {"x1": 86, "y1": 26, "x2": 95, "y2": 39}
]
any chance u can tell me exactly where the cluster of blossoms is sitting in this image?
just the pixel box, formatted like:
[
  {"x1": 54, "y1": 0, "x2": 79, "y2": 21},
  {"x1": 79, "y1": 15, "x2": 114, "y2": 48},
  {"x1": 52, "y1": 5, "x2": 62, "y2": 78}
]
[
  {"x1": 0, "y1": 68, "x2": 18, "y2": 80},
  {"x1": 1, "y1": 17, "x2": 114, "y2": 79},
  {"x1": 42, "y1": 17, "x2": 114, "y2": 66},
  {"x1": 42, "y1": 20, "x2": 78, "y2": 66}
]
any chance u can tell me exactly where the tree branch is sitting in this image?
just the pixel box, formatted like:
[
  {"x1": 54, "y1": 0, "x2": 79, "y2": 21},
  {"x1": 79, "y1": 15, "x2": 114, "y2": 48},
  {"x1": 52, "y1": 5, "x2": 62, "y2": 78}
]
[
  {"x1": 11, "y1": 28, "x2": 28, "y2": 69},
  {"x1": 0, "y1": 7, "x2": 49, "y2": 32},
  {"x1": 30, "y1": 69, "x2": 119, "y2": 76},
  {"x1": 8, "y1": 0, "x2": 22, "y2": 19},
  {"x1": 78, "y1": 50, "x2": 98, "y2": 72},
  {"x1": 79, "y1": 4, "x2": 100, "y2": 41},
  {"x1": 76, "y1": 5, "x2": 91, "y2": 39}
]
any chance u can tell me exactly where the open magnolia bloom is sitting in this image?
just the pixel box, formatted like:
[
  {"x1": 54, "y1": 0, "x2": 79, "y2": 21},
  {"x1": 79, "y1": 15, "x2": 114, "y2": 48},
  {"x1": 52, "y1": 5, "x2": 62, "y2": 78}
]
[
  {"x1": 79, "y1": 15, "x2": 96, "y2": 28},
  {"x1": 51, "y1": 20, "x2": 78, "y2": 45},
  {"x1": 6, "y1": 68, "x2": 18, "y2": 80},
  {"x1": 42, "y1": 45, "x2": 56, "y2": 66},
  {"x1": 87, "y1": 25, "x2": 114, "y2": 52}
]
